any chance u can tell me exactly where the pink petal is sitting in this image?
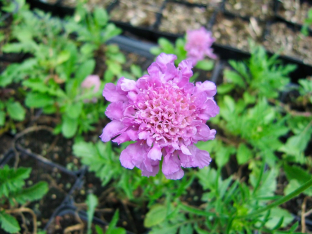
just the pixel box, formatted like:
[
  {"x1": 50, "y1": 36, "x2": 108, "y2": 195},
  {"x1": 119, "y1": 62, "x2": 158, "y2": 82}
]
[
  {"x1": 147, "y1": 144, "x2": 162, "y2": 160},
  {"x1": 162, "y1": 154, "x2": 182, "y2": 178},
  {"x1": 100, "y1": 120, "x2": 125, "y2": 142},
  {"x1": 195, "y1": 81, "x2": 217, "y2": 97},
  {"x1": 105, "y1": 102, "x2": 124, "y2": 120},
  {"x1": 121, "y1": 78, "x2": 137, "y2": 91},
  {"x1": 156, "y1": 53, "x2": 177, "y2": 73},
  {"x1": 113, "y1": 132, "x2": 131, "y2": 145},
  {"x1": 103, "y1": 83, "x2": 127, "y2": 102}
]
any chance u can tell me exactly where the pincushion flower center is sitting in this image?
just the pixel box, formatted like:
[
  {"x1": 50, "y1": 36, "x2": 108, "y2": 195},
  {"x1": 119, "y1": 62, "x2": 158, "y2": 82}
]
[{"x1": 135, "y1": 84, "x2": 197, "y2": 143}]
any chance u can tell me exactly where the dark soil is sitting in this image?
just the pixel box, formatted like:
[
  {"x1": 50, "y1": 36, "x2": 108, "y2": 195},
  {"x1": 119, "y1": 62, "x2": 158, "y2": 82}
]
[
  {"x1": 263, "y1": 22, "x2": 312, "y2": 65},
  {"x1": 16, "y1": 129, "x2": 81, "y2": 171},
  {"x1": 277, "y1": 0, "x2": 312, "y2": 26},
  {"x1": 0, "y1": 134, "x2": 12, "y2": 160},
  {"x1": 110, "y1": 0, "x2": 164, "y2": 27},
  {"x1": 212, "y1": 13, "x2": 265, "y2": 52},
  {"x1": 159, "y1": 2, "x2": 214, "y2": 34},
  {"x1": 70, "y1": 171, "x2": 148, "y2": 234},
  {"x1": 225, "y1": 0, "x2": 274, "y2": 20},
  {"x1": 46, "y1": 212, "x2": 108, "y2": 234},
  {"x1": 176, "y1": 0, "x2": 222, "y2": 8},
  {"x1": 4, "y1": 152, "x2": 77, "y2": 232}
]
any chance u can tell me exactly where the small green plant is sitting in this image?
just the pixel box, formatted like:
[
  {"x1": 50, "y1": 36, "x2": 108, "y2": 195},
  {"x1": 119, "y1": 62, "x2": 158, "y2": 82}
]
[
  {"x1": 219, "y1": 42, "x2": 297, "y2": 99},
  {"x1": 301, "y1": 8, "x2": 312, "y2": 36},
  {"x1": 0, "y1": 165, "x2": 48, "y2": 233},
  {"x1": 86, "y1": 193, "x2": 126, "y2": 234}
]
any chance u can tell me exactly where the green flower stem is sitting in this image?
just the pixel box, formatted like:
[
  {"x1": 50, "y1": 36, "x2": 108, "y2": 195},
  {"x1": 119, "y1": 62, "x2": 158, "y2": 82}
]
[{"x1": 239, "y1": 178, "x2": 312, "y2": 219}]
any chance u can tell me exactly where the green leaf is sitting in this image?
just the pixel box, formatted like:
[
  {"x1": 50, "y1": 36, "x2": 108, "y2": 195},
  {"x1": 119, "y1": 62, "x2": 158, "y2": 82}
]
[
  {"x1": 224, "y1": 70, "x2": 246, "y2": 88},
  {"x1": 0, "y1": 166, "x2": 31, "y2": 197},
  {"x1": 284, "y1": 164, "x2": 312, "y2": 196},
  {"x1": 95, "y1": 225, "x2": 104, "y2": 234},
  {"x1": 110, "y1": 227, "x2": 126, "y2": 234},
  {"x1": 144, "y1": 205, "x2": 167, "y2": 228},
  {"x1": 150, "y1": 47, "x2": 162, "y2": 56},
  {"x1": 158, "y1": 38, "x2": 175, "y2": 54},
  {"x1": 0, "y1": 212, "x2": 20, "y2": 233},
  {"x1": 104, "y1": 70, "x2": 114, "y2": 82},
  {"x1": 264, "y1": 207, "x2": 293, "y2": 229},
  {"x1": 74, "y1": 59, "x2": 95, "y2": 83},
  {"x1": 223, "y1": 95, "x2": 235, "y2": 113},
  {"x1": 61, "y1": 116, "x2": 78, "y2": 138},
  {"x1": 94, "y1": 8, "x2": 108, "y2": 26},
  {"x1": 56, "y1": 50, "x2": 70, "y2": 65},
  {"x1": 6, "y1": 101, "x2": 25, "y2": 121},
  {"x1": 65, "y1": 102, "x2": 83, "y2": 119},
  {"x1": 130, "y1": 64, "x2": 142, "y2": 78},
  {"x1": 87, "y1": 194, "x2": 98, "y2": 234},
  {"x1": 106, "y1": 210, "x2": 123, "y2": 234},
  {"x1": 25, "y1": 93, "x2": 54, "y2": 108},
  {"x1": 237, "y1": 143, "x2": 252, "y2": 165},
  {"x1": 102, "y1": 24, "x2": 122, "y2": 42},
  {"x1": 179, "y1": 224, "x2": 192, "y2": 234},
  {"x1": 217, "y1": 83, "x2": 235, "y2": 94},
  {"x1": 0, "y1": 110, "x2": 6, "y2": 126},
  {"x1": 195, "y1": 59, "x2": 214, "y2": 71},
  {"x1": 14, "y1": 182, "x2": 48, "y2": 204}
]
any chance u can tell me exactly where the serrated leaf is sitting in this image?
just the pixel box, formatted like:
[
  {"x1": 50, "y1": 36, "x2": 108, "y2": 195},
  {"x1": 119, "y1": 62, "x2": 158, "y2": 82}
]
[
  {"x1": 14, "y1": 182, "x2": 48, "y2": 204},
  {"x1": 144, "y1": 205, "x2": 167, "y2": 228},
  {"x1": 0, "y1": 213, "x2": 20, "y2": 233},
  {"x1": 0, "y1": 166, "x2": 31, "y2": 197},
  {"x1": 224, "y1": 70, "x2": 246, "y2": 88}
]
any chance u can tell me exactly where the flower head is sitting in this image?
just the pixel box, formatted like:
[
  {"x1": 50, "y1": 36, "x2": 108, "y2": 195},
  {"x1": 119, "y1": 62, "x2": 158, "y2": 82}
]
[
  {"x1": 81, "y1": 75, "x2": 101, "y2": 103},
  {"x1": 185, "y1": 27, "x2": 217, "y2": 66},
  {"x1": 100, "y1": 53, "x2": 219, "y2": 179}
]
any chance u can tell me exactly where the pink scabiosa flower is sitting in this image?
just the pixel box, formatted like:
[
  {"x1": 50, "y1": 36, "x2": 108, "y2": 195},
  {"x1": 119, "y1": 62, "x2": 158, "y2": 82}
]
[
  {"x1": 81, "y1": 75, "x2": 101, "y2": 103},
  {"x1": 185, "y1": 27, "x2": 217, "y2": 66},
  {"x1": 100, "y1": 53, "x2": 219, "y2": 180}
]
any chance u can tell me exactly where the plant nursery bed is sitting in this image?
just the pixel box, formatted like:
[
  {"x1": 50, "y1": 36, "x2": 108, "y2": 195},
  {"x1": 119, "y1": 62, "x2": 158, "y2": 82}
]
[
  {"x1": 263, "y1": 22, "x2": 312, "y2": 66},
  {"x1": 224, "y1": 0, "x2": 274, "y2": 20},
  {"x1": 46, "y1": 208, "x2": 109, "y2": 234},
  {"x1": 158, "y1": 2, "x2": 214, "y2": 34},
  {"x1": 2, "y1": 151, "x2": 77, "y2": 232},
  {"x1": 109, "y1": 0, "x2": 164, "y2": 28},
  {"x1": 69, "y1": 171, "x2": 148, "y2": 234},
  {"x1": 212, "y1": 13, "x2": 265, "y2": 52},
  {"x1": 15, "y1": 128, "x2": 82, "y2": 172},
  {"x1": 276, "y1": 0, "x2": 312, "y2": 27}
]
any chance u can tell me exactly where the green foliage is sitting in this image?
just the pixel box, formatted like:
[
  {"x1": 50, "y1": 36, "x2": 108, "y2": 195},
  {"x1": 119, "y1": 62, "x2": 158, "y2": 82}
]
[
  {"x1": 301, "y1": 8, "x2": 312, "y2": 36},
  {"x1": 86, "y1": 193, "x2": 98, "y2": 234},
  {"x1": 0, "y1": 166, "x2": 48, "y2": 233},
  {"x1": 73, "y1": 141, "x2": 121, "y2": 186},
  {"x1": 219, "y1": 43, "x2": 296, "y2": 98}
]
